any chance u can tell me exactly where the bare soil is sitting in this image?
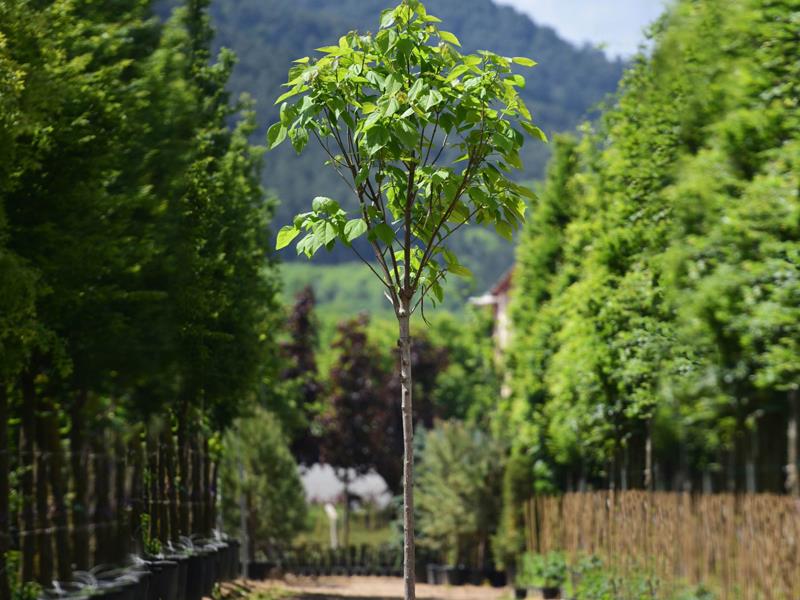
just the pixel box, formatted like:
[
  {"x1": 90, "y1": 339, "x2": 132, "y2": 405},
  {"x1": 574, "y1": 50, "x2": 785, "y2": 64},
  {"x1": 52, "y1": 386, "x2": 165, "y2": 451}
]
[{"x1": 248, "y1": 575, "x2": 511, "y2": 599}]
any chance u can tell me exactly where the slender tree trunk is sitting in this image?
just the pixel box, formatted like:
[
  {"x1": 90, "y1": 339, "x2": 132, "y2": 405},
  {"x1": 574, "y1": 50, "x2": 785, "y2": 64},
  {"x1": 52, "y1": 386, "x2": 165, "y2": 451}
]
[
  {"x1": 746, "y1": 418, "x2": 758, "y2": 494},
  {"x1": 0, "y1": 384, "x2": 11, "y2": 600},
  {"x1": 130, "y1": 425, "x2": 145, "y2": 553},
  {"x1": 114, "y1": 432, "x2": 129, "y2": 562},
  {"x1": 43, "y1": 406, "x2": 71, "y2": 581},
  {"x1": 644, "y1": 418, "x2": 653, "y2": 492},
  {"x1": 621, "y1": 443, "x2": 629, "y2": 491},
  {"x1": 190, "y1": 434, "x2": 202, "y2": 536},
  {"x1": 93, "y1": 427, "x2": 112, "y2": 565},
  {"x1": 787, "y1": 389, "x2": 799, "y2": 497},
  {"x1": 35, "y1": 395, "x2": 53, "y2": 585},
  {"x1": 237, "y1": 455, "x2": 249, "y2": 577},
  {"x1": 398, "y1": 306, "x2": 415, "y2": 600},
  {"x1": 157, "y1": 429, "x2": 169, "y2": 543},
  {"x1": 177, "y1": 405, "x2": 190, "y2": 536},
  {"x1": 203, "y1": 438, "x2": 212, "y2": 536},
  {"x1": 147, "y1": 424, "x2": 159, "y2": 546},
  {"x1": 209, "y1": 458, "x2": 219, "y2": 533},
  {"x1": 341, "y1": 473, "x2": 350, "y2": 548},
  {"x1": 69, "y1": 390, "x2": 90, "y2": 570},
  {"x1": 164, "y1": 424, "x2": 179, "y2": 541},
  {"x1": 20, "y1": 372, "x2": 37, "y2": 582}
]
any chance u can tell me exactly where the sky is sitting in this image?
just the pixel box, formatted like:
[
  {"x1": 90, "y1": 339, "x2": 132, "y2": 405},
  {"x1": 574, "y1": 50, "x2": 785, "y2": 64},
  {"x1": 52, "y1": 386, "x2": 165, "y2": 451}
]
[{"x1": 494, "y1": 0, "x2": 667, "y2": 58}]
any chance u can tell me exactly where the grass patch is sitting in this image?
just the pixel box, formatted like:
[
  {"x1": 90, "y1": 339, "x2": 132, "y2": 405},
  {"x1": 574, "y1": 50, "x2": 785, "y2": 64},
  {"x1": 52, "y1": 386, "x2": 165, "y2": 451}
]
[{"x1": 296, "y1": 502, "x2": 395, "y2": 548}]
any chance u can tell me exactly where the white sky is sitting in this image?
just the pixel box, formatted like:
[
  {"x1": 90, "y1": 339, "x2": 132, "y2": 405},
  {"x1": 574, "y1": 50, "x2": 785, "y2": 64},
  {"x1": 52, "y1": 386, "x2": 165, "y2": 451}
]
[{"x1": 494, "y1": 0, "x2": 668, "y2": 58}]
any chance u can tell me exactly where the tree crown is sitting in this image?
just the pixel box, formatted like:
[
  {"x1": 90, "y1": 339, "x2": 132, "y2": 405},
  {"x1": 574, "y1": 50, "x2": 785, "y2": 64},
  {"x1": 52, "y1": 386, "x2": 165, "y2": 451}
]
[{"x1": 270, "y1": 0, "x2": 544, "y2": 315}]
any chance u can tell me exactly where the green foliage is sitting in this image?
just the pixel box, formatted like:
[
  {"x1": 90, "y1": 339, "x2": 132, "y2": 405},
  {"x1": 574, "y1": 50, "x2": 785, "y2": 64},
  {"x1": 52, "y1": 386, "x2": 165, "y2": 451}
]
[
  {"x1": 6, "y1": 551, "x2": 40, "y2": 600},
  {"x1": 505, "y1": 0, "x2": 800, "y2": 495},
  {"x1": 270, "y1": 0, "x2": 543, "y2": 314},
  {"x1": 415, "y1": 421, "x2": 504, "y2": 567},
  {"x1": 517, "y1": 551, "x2": 567, "y2": 589},
  {"x1": 564, "y1": 555, "x2": 715, "y2": 600},
  {"x1": 0, "y1": 0, "x2": 283, "y2": 583},
  {"x1": 426, "y1": 309, "x2": 501, "y2": 422},
  {"x1": 220, "y1": 408, "x2": 308, "y2": 551},
  {"x1": 190, "y1": 0, "x2": 622, "y2": 238}
]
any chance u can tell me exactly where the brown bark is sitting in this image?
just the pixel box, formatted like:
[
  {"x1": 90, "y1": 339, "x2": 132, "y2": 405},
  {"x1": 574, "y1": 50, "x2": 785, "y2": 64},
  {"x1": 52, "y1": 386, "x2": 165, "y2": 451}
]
[
  {"x1": 177, "y1": 407, "x2": 190, "y2": 535},
  {"x1": 93, "y1": 427, "x2": 112, "y2": 565},
  {"x1": 208, "y1": 458, "x2": 219, "y2": 533},
  {"x1": 157, "y1": 428, "x2": 169, "y2": 543},
  {"x1": 114, "y1": 432, "x2": 129, "y2": 561},
  {"x1": 190, "y1": 433, "x2": 202, "y2": 536},
  {"x1": 69, "y1": 390, "x2": 90, "y2": 570},
  {"x1": 0, "y1": 384, "x2": 11, "y2": 600},
  {"x1": 398, "y1": 306, "x2": 415, "y2": 600},
  {"x1": 19, "y1": 372, "x2": 36, "y2": 582},
  {"x1": 129, "y1": 426, "x2": 145, "y2": 553},
  {"x1": 787, "y1": 389, "x2": 799, "y2": 496},
  {"x1": 644, "y1": 418, "x2": 653, "y2": 492},
  {"x1": 147, "y1": 424, "x2": 159, "y2": 545},
  {"x1": 164, "y1": 424, "x2": 179, "y2": 541},
  {"x1": 43, "y1": 404, "x2": 71, "y2": 581},
  {"x1": 35, "y1": 404, "x2": 53, "y2": 585},
  {"x1": 202, "y1": 437, "x2": 212, "y2": 536}
]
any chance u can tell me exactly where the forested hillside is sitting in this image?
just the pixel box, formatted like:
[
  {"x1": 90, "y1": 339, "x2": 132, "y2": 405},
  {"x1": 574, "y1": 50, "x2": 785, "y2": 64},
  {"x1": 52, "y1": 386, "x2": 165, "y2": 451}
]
[{"x1": 503, "y1": 0, "x2": 799, "y2": 497}]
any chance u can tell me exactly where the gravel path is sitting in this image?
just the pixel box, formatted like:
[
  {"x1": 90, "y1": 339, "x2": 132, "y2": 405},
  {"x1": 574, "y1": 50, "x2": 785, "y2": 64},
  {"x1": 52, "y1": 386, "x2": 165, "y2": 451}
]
[{"x1": 249, "y1": 575, "x2": 511, "y2": 599}]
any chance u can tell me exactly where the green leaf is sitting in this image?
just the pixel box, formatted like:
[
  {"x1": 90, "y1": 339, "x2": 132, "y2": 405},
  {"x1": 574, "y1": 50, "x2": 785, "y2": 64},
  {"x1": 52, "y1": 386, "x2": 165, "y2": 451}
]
[
  {"x1": 267, "y1": 123, "x2": 287, "y2": 150},
  {"x1": 511, "y1": 56, "x2": 537, "y2": 67},
  {"x1": 447, "y1": 263, "x2": 473, "y2": 278},
  {"x1": 289, "y1": 127, "x2": 309, "y2": 153},
  {"x1": 495, "y1": 221, "x2": 513, "y2": 241},
  {"x1": 521, "y1": 121, "x2": 549, "y2": 142},
  {"x1": 276, "y1": 225, "x2": 300, "y2": 250},
  {"x1": 439, "y1": 31, "x2": 461, "y2": 47},
  {"x1": 322, "y1": 221, "x2": 338, "y2": 245},
  {"x1": 371, "y1": 223, "x2": 396, "y2": 246},
  {"x1": 312, "y1": 196, "x2": 340, "y2": 212},
  {"x1": 344, "y1": 219, "x2": 368, "y2": 242},
  {"x1": 275, "y1": 86, "x2": 302, "y2": 105}
]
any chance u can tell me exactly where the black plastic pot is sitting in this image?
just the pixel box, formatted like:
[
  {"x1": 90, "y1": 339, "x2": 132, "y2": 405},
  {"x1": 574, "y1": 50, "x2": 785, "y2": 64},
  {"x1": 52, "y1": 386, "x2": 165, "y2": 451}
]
[
  {"x1": 149, "y1": 560, "x2": 179, "y2": 600},
  {"x1": 199, "y1": 550, "x2": 216, "y2": 598},
  {"x1": 136, "y1": 571, "x2": 153, "y2": 600},
  {"x1": 514, "y1": 588, "x2": 527, "y2": 599},
  {"x1": 185, "y1": 554, "x2": 205, "y2": 600},
  {"x1": 540, "y1": 586, "x2": 561, "y2": 599},
  {"x1": 440, "y1": 566, "x2": 466, "y2": 586},
  {"x1": 467, "y1": 568, "x2": 483, "y2": 586},
  {"x1": 487, "y1": 569, "x2": 507, "y2": 588},
  {"x1": 227, "y1": 540, "x2": 241, "y2": 579},
  {"x1": 426, "y1": 564, "x2": 440, "y2": 585},
  {"x1": 245, "y1": 561, "x2": 273, "y2": 581},
  {"x1": 163, "y1": 555, "x2": 189, "y2": 600}
]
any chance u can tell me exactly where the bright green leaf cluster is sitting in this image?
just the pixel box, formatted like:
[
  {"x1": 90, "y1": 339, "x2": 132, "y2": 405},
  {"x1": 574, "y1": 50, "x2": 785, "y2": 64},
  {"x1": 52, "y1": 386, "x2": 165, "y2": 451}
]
[{"x1": 269, "y1": 0, "x2": 544, "y2": 313}]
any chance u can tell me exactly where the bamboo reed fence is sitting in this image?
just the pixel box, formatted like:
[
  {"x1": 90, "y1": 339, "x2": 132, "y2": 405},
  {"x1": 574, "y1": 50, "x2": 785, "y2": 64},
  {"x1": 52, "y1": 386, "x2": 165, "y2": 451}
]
[{"x1": 526, "y1": 491, "x2": 800, "y2": 599}]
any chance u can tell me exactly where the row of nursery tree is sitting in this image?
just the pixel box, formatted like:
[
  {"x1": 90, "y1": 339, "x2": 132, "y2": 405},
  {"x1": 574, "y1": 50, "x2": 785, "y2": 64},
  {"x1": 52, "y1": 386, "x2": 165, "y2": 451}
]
[
  {"x1": 501, "y1": 0, "x2": 799, "y2": 502},
  {"x1": 0, "y1": 0, "x2": 281, "y2": 594}
]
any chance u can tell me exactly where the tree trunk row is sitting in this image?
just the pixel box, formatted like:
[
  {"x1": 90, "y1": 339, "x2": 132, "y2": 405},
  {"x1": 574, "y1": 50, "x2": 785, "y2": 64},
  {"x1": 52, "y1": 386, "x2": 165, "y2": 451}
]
[{"x1": 1, "y1": 387, "x2": 217, "y2": 594}]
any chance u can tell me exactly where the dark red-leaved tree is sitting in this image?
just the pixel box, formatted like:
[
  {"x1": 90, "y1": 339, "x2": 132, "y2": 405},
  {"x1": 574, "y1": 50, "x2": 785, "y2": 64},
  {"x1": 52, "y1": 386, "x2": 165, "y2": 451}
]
[
  {"x1": 281, "y1": 286, "x2": 322, "y2": 465},
  {"x1": 319, "y1": 314, "x2": 391, "y2": 546}
]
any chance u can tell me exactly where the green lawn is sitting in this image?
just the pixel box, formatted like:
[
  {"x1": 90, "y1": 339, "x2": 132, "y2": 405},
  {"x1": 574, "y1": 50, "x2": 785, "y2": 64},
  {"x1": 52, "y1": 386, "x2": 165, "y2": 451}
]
[{"x1": 295, "y1": 502, "x2": 395, "y2": 548}]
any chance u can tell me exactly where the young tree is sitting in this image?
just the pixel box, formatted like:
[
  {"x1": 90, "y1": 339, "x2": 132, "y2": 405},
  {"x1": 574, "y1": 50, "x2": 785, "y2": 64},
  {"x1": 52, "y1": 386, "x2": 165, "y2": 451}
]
[{"x1": 269, "y1": 1, "x2": 543, "y2": 595}]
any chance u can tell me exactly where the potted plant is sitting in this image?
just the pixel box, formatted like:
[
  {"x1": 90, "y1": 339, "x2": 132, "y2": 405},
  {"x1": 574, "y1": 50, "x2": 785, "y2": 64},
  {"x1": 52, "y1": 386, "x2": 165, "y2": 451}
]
[{"x1": 518, "y1": 552, "x2": 566, "y2": 599}]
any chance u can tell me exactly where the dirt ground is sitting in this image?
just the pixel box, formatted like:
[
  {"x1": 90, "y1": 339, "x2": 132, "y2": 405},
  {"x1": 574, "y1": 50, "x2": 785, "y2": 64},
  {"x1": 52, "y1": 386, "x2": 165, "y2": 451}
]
[{"x1": 248, "y1": 575, "x2": 513, "y2": 600}]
